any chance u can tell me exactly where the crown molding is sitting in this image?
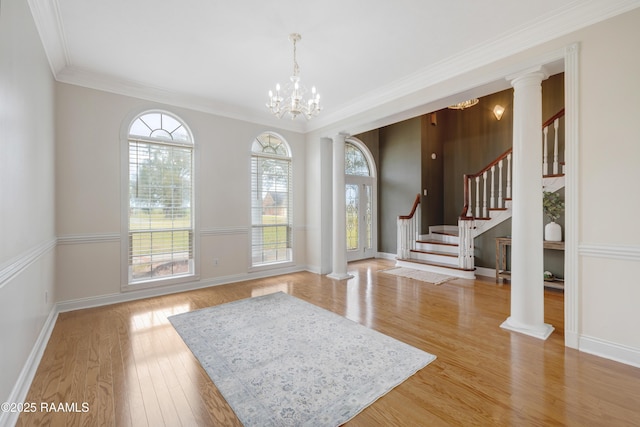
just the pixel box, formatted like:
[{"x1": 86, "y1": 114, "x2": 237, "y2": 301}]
[
  {"x1": 29, "y1": 0, "x2": 640, "y2": 134},
  {"x1": 27, "y1": 0, "x2": 69, "y2": 74}
]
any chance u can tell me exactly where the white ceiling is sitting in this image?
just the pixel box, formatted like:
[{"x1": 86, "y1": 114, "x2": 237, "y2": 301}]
[{"x1": 28, "y1": 0, "x2": 640, "y2": 133}]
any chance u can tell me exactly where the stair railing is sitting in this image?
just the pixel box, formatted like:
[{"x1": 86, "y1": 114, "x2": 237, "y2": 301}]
[
  {"x1": 397, "y1": 194, "x2": 421, "y2": 259},
  {"x1": 459, "y1": 108, "x2": 566, "y2": 220},
  {"x1": 457, "y1": 108, "x2": 566, "y2": 271},
  {"x1": 459, "y1": 147, "x2": 513, "y2": 220},
  {"x1": 542, "y1": 108, "x2": 565, "y2": 176}
]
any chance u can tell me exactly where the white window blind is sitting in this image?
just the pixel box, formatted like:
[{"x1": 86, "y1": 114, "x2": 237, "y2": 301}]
[
  {"x1": 127, "y1": 112, "x2": 194, "y2": 283},
  {"x1": 251, "y1": 133, "x2": 292, "y2": 266}
]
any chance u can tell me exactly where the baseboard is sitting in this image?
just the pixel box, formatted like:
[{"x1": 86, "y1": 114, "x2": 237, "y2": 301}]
[
  {"x1": 376, "y1": 252, "x2": 396, "y2": 260},
  {"x1": 57, "y1": 265, "x2": 307, "y2": 313},
  {"x1": 0, "y1": 306, "x2": 58, "y2": 427},
  {"x1": 579, "y1": 335, "x2": 640, "y2": 368},
  {"x1": 474, "y1": 266, "x2": 496, "y2": 279}
]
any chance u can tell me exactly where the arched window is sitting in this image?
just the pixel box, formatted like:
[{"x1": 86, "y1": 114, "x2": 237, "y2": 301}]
[
  {"x1": 251, "y1": 132, "x2": 292, "y2": 266},
  {"x1": 126, "y1": 111, "x2": 195, "y2": 285},
  {"x1": 345, "y1": 142, "x2": 371, "y2": 176}
]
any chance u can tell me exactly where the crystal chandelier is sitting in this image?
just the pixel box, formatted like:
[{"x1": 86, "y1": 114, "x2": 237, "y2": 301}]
[
  {"x1": 266, "y1": 33, "x2": 321, "y2": 120},
  {"x1": 448, "y1": 98, "x2": 479, "y2": 110}
]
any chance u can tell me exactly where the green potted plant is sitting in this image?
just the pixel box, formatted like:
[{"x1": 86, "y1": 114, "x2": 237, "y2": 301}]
[{"x1": 543, "y1": 191, "x2": 564, "y2": 241}]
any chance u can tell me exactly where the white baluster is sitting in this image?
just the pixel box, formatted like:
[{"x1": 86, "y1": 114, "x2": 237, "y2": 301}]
[
  {"x1": 404, "y1": 220, "x2": 409, "y2": 258},
  {"x1": 397, "y1": 218, "x2": 403, "y2": 259},
  {"x1": 458, "y1": 221, "x2": 465, "y2": 268},
  {"x1": 482, "y1": 171, "x2": 488, "y2": 218},
  {"x1": 506, "y1": 153, "x2": 512, "y2": 200},
  {"x1": 411, "y1": 205, "x2": 422, "y2": 249},
  {"x1": 498, "y1": 160, "x2": 504, "y2": 208},
  {"x1": 467, "y1": 178, "x2": 473, "y2": 217},
  {"x1": 553, "y1": 118, "x2": 559, "y2": 175},
  {"x1": 490, "y1": 166, "x2": 496, "y2": 209},
  {"x1": 543, "y1": 126, "x2": 549, "y2": 175},
  {"x1": 475, "y1": 176, "x2": 480, "y2": 217}
]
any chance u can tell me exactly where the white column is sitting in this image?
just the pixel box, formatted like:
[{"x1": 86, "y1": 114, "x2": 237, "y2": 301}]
[
  {"x1": 500, "y1": 67, "x2": 554, "y2": 340},
  {"x1": 327, "y1": 133, "x2": 353, "y2": 280}
]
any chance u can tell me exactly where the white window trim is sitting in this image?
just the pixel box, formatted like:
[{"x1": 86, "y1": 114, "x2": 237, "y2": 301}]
[
  {"x1": 248, "y1": 132, "x2": 295, "y2": 272},
  {"x1": 120, "y1": 109, "x2": 199, "y2": 292}
]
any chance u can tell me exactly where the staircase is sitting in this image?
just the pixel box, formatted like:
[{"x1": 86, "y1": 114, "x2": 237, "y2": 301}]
[
  {"x1": 396, "y1": 224, "x2": 475, "y2": 279},
  {"x1": 396, "y1": 109, "x2": 565, "y2": 279}
]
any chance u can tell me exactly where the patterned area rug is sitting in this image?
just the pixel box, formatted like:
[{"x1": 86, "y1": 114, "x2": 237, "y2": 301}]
[
  {"x1": 382, "y1": 267, "x2": 456, "y2": 285},
  {"x1": 169, "y1": 292, "x2": 436, "y2": 426}
]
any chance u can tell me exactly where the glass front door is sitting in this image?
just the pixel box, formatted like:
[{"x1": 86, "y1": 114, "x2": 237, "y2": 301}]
[{"x1": 346, "y1": 181, "x2": 373, "y2": 261}]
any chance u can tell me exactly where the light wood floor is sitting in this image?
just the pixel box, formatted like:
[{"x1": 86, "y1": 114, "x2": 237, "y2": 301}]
[{"x1": 18, "y1": 259, "x2": 640, "y2": 426}]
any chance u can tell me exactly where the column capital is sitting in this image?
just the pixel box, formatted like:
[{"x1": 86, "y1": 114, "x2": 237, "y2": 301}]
[
  {"x1": 333, "y1": 132, "x2": 350, "y2": 142},
  {"x1": 507, "y1": 65, "x2": 549, "y2": 87}
]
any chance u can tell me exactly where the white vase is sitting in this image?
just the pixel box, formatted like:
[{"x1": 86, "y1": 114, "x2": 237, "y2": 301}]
[{"x1": 545, "y1": 221, "x2": 562, "y2": 241}]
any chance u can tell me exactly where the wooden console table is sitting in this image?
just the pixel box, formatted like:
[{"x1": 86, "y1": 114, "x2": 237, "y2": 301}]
[{"x1": 495, "y1": 237, "x2": 565, "y2": 289}]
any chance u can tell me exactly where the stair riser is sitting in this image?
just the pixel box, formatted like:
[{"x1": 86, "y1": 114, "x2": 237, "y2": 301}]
[
  {"x1": 428, "y1": 233, "x2": 459, "y2": 245},
  {"x1": 414, "y1": 242, "x2": 458, "y2": 254},
  {"x1": 410, "y1": 251, "x2": 458, "y2": 265}
]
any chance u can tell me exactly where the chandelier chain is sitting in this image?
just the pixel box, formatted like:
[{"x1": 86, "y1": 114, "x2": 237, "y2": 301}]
[{"x1": 292, "y1": 38, "x2": 299, "y2": 77}]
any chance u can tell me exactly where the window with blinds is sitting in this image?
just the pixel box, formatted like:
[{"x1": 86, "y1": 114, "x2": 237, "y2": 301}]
[
  {"x1": 251, "y1": 133, "x2": 292, "y2": 266},
  {"x1": 127, "y1": 112, "x2": 194, "y2": 283}
]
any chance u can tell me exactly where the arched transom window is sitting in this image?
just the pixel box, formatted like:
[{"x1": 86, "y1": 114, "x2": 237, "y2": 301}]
[
  {"x1": 251, "y1": 133, "x2": 293, "y2": 266},
  {"x1": 126, "y1": 111, "x2": 195, "y2": 284},
  {"x1": 345, "y1": 142, "x2": 371, "y2": 176}
]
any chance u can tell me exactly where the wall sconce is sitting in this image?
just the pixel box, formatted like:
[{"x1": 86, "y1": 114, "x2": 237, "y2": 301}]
[{"x1": 493, "y1": 105, "x2": 505, "y2": 120}]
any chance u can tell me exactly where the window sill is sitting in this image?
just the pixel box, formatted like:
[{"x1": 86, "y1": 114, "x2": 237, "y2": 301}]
[
  {"x1": 248, "y1": 260, "x2": 295, "y2": 274},
  {"x1": 124, "y1": 273, "x2": 199, "y2": 292}
]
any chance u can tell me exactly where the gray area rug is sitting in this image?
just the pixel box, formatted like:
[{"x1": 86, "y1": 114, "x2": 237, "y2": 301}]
[
  {"x1": 382, "y1": 267, "x2": 456, "y2": 285},
  {"x1": 169, "y1": 292, "x2": 436, "y2": 426}
]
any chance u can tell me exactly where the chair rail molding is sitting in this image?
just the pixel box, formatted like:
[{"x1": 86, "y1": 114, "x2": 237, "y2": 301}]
[{"x1": 0, "y1": 238, "x2": 57, "y2": 289}]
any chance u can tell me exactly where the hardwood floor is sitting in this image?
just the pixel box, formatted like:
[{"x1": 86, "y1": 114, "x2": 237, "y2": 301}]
[{"x1": 18, "y1": 259, "x2": 640, "y2": 426}]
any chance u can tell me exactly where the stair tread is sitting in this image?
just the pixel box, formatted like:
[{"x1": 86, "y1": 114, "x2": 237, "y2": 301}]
[
  {"x1": 410, "y1": 249, "x2": 458, "y2": 258},
  {"x1": 397, "y1": 257, "x2": 475, "y2": 272},
  {"x1": 432, "y1": 230, "x2": 459, "y2": 237},
  {"x1": 416, "y1": 239, "x2": 458, "y2": 247}
]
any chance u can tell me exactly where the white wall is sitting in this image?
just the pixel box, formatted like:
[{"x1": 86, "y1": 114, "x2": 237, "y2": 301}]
[
  {"x1": 0, "y1": 0, "x2": 57, "y2": 407},
  {"x1": 573, "y1": 9, "x2": 640, "y2": 357},
  {"x1": 55, "y1": 83, "x2": 307, "y2": 303}
]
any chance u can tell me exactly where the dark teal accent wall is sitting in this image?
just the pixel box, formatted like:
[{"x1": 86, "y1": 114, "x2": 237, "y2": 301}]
[{"x1": 377, "y1": 118, "x2": 421, "y2": 254}]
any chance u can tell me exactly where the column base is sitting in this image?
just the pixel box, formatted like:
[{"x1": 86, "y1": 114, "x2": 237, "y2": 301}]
[
  {"x1": 326, "y1": 272, "x2": 354, "y2": 281},
  {"x1": 500, "y1": 317, "x2": 554, "y2": 340}
]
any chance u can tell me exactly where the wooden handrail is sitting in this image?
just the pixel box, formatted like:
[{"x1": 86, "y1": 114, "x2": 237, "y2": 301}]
[
  {"x1": 399, "y1": 194, "x2": 421, "y2": 220},
  {"x1": 466, "y1": 147, "x2": 513, "y2": 182},
  {"x1": 542, "y1": 108, "x2": 565, "y2": 128}
]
